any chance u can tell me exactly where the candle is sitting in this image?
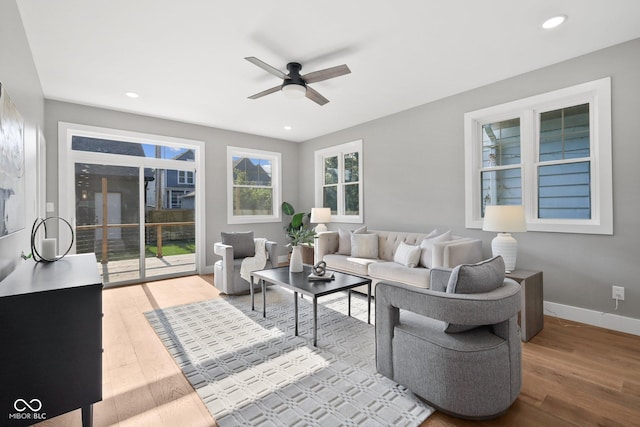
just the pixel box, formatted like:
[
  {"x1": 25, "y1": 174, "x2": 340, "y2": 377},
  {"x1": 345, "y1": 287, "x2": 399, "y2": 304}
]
[{"x1": 41, "y1": 238, "x2": 57, "y2": 260}]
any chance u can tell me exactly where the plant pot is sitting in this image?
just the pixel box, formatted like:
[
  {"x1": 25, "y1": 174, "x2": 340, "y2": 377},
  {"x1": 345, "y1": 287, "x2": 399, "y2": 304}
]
[{"x1": 289, "y1": 245, "x2": 304, "y2": 273}]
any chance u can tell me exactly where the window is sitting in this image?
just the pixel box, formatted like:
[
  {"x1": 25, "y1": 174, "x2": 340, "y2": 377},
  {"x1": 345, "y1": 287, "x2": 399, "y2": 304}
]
[
  {"x1": 227, "y1": 146, "x2": 281, "y2": 224},
  {"x1": 480, "y1": 118, "x2": 522, "y2": 215},
  {"x1": 538, "y1": 104, "x2": 591, "y2": 219},
  {"x1": 315, "y1": 140, "x2": 363, "y2": 223},
  {"x1": 168, "y1": 189, "x2": 189, "y2": 208},
  {"x1": 465, "y1": 78, "x2": 612, "y2": 234},
  {"x1": 178, "y1": 170, "x2": 194, "y2": 185}
]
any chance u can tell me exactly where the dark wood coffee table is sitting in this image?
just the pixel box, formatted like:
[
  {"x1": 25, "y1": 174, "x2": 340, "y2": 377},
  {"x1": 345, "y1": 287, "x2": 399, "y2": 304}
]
[{"x1": 250, "y1": 265, "x2": 372, "y2": 346}]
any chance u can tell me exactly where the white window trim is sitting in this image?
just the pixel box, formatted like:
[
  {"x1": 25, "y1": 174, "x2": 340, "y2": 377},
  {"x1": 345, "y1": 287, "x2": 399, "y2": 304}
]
[
  {"x1": 464, "y1": 77, "x2": 612, "y2": 235},
  {"x1": 314, "y1": 139, "x2": 364, "y2": 224},
  {"x1": 178, "y1": 170, "x2": 193, "y2": 185},
  {"x1": 227, "y1": 146, "x2": 282, "y2": 224}
]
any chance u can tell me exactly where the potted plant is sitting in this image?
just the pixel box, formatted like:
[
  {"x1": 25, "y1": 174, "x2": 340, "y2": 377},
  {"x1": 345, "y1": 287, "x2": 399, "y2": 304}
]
[
  {"x1": 282, "y1": 202, "x2": 309, "y2": 239},
  {"x1": 282, "y1": 202, "x2": 315, "y2": 272},
  {"x1": 287, "y1": 227, "x2": 316, "y2": 247}
]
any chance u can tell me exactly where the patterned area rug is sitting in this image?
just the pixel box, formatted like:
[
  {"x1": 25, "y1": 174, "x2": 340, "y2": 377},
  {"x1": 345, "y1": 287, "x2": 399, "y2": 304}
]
[{"x1": 145, "y1": 286, "x2": 433, "y2": 426}]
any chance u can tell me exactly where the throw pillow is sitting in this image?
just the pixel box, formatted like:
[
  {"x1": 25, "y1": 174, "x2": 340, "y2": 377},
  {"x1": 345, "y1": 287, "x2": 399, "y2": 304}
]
[
  {"x1": 444, "y1": 256, "x2": 506, "y2": 333},
  {"x1": 221, "y1": 231, "x2": 255, "y2": 259},
  {"x1": 393, "y1": 241, "x2": 421, "y2": 268},
  {"x1": 337, "y1": 225, "x2": 367, "y2": 255},
  {"x1": 419, "y1": 230, "x2": 452, "y2": 268},
  {"x1": 446, "y1": 255, "x2": 505, "y2": 294},
  {"x1": 424, "y1": 228, "x2": 439, "y2": 239},
  {"x1": 350, "y1": 233, "x2": 379, "y2": 259}
]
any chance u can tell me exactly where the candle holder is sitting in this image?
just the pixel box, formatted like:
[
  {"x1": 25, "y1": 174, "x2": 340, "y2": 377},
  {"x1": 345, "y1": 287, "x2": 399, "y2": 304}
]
[{"x1": 30, "y1": 217, "x2": 75, "y2": 262}]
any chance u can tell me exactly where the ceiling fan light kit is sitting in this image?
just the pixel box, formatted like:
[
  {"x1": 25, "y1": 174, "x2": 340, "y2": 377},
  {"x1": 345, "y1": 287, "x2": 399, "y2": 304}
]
[
  {"x1": 281, "y1": 84, "x2": 306, "y2": 98},
  {"x1": 245, "y1": 56, "x2": 350, "y2": 105}
]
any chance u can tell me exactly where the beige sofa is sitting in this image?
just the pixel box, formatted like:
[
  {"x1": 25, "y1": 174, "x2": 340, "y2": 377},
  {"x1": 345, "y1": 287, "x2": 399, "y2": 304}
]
[{"x1": 314, "y1": 229, "x2": 483, "y2": 294}]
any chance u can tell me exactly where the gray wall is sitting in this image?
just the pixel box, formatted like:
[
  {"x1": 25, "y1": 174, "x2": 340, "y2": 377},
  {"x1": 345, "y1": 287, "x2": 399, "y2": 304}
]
[
  {"x1": 44, "y1": 100, "x2": 299, "y2": 269},
  {"x1": 4, "y1": 0, "x2": 639, "y2": 322},
  {"x1": 299, "y1": 38, "x2": 640, "y2": 320},
  {"x1": 0, "y1": 0, "x2": 45, "y2": 280}
]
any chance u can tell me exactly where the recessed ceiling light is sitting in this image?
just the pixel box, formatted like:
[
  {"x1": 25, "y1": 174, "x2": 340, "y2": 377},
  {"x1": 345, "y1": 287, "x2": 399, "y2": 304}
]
[
  {"x1": 125, "y1": 92, "x2": 139, "y2": 98},
  {"x1": 542, "y1": 15, "x2": 567, "y2": 29},
  {"x1": 284, "y1": 126, "x2": 292, "y2": 131}
]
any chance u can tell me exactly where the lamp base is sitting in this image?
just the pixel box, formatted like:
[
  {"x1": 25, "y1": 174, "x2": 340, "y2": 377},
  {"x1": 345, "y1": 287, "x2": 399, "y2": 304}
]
[
  {"x1": 314, "y1": 223, "x2": 328, "y2": 233},
  {"x1": 491, "y1": 233, "x2": 518, "y2": 273}
]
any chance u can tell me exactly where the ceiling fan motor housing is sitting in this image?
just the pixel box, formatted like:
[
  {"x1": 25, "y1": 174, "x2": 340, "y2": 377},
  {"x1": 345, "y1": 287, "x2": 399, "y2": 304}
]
[{"x1": 282, "y1": 62, "x2": 306, "y2": 90}]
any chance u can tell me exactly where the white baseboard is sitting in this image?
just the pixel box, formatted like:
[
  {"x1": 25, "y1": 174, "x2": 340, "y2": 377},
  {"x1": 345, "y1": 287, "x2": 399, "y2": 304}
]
[
  {"x1": 201, "y1": 265, "x2": 214, "y2": 275},
  {"x1": 278, "y1": 255, "x2": 289, "y2": 264},
  {"x1": 544, "y1": 301, "x2": 640, "y2": 336}
]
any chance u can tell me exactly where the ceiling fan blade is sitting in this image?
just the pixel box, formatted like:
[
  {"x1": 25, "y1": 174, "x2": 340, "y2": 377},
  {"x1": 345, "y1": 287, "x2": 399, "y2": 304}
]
[
  {"x1": 245, "y1": 57, "x2": 287, "y2": 80},
  {"x1": 302, "y1": 64, "x2": 351, "y2": 84},
  {"x1": 305, "y1": 86, "x2": 329, "y2": 106},
  {"x1": 248, "y1": 85, "x2": 282, "y2": 99}
]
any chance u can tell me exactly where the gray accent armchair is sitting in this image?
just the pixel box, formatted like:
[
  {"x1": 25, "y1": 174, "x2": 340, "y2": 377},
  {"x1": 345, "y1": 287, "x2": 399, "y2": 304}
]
[
  {"x1": 375, "y1": 267, "x2": 522, "y2": 419},
  {"x1": 213, "y1": 239, "x2": 278, "y2": 295}
]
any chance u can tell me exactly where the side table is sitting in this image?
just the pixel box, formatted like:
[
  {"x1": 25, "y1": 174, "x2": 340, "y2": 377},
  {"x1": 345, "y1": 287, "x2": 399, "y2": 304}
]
[
  {"x1": 506, "y1": 269, "x2": 543, "y2": 342},
  {"x1": 300, "y1": 244, "x2": 314, "y2": 265}
]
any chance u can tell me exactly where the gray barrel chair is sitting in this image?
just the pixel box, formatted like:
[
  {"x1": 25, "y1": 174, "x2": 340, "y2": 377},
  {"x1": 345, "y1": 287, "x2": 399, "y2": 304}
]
[
  {"x1": 213, "y1": 232, "x2": 278, "y2": 295},
  {"x1": 375, "y1": 256, "x2": 522, "y2": 420}
]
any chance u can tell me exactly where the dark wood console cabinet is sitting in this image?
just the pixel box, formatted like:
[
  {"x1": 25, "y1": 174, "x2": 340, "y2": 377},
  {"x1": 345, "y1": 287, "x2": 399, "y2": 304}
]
[{"x1": 0, "y1": 253, "x2": 102, "y2": 427}]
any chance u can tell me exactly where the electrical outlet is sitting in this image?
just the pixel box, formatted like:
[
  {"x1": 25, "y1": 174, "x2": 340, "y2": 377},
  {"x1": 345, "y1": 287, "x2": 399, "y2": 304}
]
[{"x1": 612, "y1": 285, "x2": 625, "y2": 301}]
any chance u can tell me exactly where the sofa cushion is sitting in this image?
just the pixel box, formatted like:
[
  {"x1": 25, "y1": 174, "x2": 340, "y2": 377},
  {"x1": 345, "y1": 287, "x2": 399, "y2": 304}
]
[
  {"x1": 419, "y1": 230, "x2": 452, "y2": 268},
  {"x1": 444, "y1": 256, "x2": 506, "y2": 333},
  {"x1": 373, "y1": 229, "x2": 438, "y2": 261},
  {"x1": 337, "y1": 225, "x2": 367, "y2": 255},
  {"x1": 368, "y1": 261, "x2": 430, "y2": 289},
  {"x1": 351, "y1": 233, "x2": 379, "y2": 259},
  {"x1": 393, "y1": 241, "x2": 421, "y2": 268},
  {"x1": 324, "y1": 254, "x2": 374, "y2": 276},
  {"x1": 221, "y1": 231, "x2": 255, "y2": 259}
]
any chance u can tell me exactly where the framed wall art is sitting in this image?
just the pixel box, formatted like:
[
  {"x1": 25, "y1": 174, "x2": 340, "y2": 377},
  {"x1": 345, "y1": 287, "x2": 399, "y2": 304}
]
[{"x1": 0, "y1": 82, "x2": 25, "y2": 238}]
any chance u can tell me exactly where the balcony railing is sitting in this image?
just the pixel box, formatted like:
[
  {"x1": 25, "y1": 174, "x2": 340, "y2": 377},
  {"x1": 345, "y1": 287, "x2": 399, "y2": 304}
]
[{"x1": 76, "y1": 221, "x2": 195, "y2": 264}]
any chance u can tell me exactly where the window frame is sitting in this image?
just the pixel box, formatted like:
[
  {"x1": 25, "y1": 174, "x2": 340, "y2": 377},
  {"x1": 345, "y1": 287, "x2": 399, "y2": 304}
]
[
  {"x1": 464, "y1": 77, "x2": 612, "y2": 234},
  {"x1": 314, "y1": 139, "x2": 364, "y2": 224},
  {"x1": 227, "y1": 146, "x2": 282, "y2": 224},
  {"x1": 57, "y1": 121, "x2": 205, "y2": 277},
  {"x1": 177, "y1": 170, "x2": 194, "y2": 185}
]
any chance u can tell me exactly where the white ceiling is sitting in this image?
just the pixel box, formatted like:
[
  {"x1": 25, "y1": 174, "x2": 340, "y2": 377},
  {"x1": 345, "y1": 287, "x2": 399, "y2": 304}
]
[{"x1": 17, "y1": 1, "x2": 640, "y2": 142}]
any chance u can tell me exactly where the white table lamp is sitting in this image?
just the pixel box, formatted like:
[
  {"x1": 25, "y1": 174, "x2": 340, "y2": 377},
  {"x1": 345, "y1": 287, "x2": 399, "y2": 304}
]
[
  {"x1": 310, "y1": 207, "x2": 331, "y2": 233},
  {"x1": 482, "y1": 205, "x2": 527, "y2": 273}
]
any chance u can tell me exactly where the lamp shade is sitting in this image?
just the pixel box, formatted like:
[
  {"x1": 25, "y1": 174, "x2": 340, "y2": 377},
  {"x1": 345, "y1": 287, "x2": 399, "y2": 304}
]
[
  {"x1": 482, "y1": 205, "x2": 527, "y2": 233},
  {"x1": 310, "y1": 207, "x2": 331, "y2": 224}
]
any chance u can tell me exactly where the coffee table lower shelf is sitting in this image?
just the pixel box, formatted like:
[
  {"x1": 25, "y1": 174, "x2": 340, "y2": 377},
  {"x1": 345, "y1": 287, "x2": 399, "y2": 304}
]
[{"x1": 251, "y1": 266, "x2": 372, "y2": 347}]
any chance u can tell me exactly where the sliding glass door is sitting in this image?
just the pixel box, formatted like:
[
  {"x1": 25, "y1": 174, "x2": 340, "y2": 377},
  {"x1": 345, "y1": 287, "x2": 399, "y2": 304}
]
[
  {"x1": 59, "y1": 123, "x2": 203, "y2": 287},
  {"x1": 75, "y1": 163, "x2": 142, "y2": 283},
  {"x1": 144, "y1": 168, "x2": 196, "y2": 279}
]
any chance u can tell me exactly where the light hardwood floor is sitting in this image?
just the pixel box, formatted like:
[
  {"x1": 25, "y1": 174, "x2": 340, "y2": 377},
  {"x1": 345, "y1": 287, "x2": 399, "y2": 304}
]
[{"x1": 35, "y1": 276, "x2": 640, "y2": 427}]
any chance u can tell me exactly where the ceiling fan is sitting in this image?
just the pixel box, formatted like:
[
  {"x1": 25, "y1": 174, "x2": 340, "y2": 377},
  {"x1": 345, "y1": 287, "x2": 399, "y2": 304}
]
[{"x1": 245, "y1": 57, "x2": 351, "y2": 106}]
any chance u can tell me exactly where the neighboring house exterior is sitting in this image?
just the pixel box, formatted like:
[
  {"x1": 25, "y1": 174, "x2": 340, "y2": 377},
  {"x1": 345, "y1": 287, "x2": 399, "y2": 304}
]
[
  {"x1": 146, "y1": 149, "x2": 196, "y2": 209},
  {"x1": 180, "y1": 191, "x2": 196, "y2": 210},
  {"x1": 233, "y1": 157, "x2": 271, "y2": 185}
]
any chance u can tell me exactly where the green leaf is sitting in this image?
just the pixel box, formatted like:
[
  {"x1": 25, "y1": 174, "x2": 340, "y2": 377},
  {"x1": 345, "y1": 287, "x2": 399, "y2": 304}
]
[
  {"x1": 291, "y1": 212, "x2": 304, "y2": 229},
  {"x1": 282, "y1": 201, "x2": 295, "y2": 216}
]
